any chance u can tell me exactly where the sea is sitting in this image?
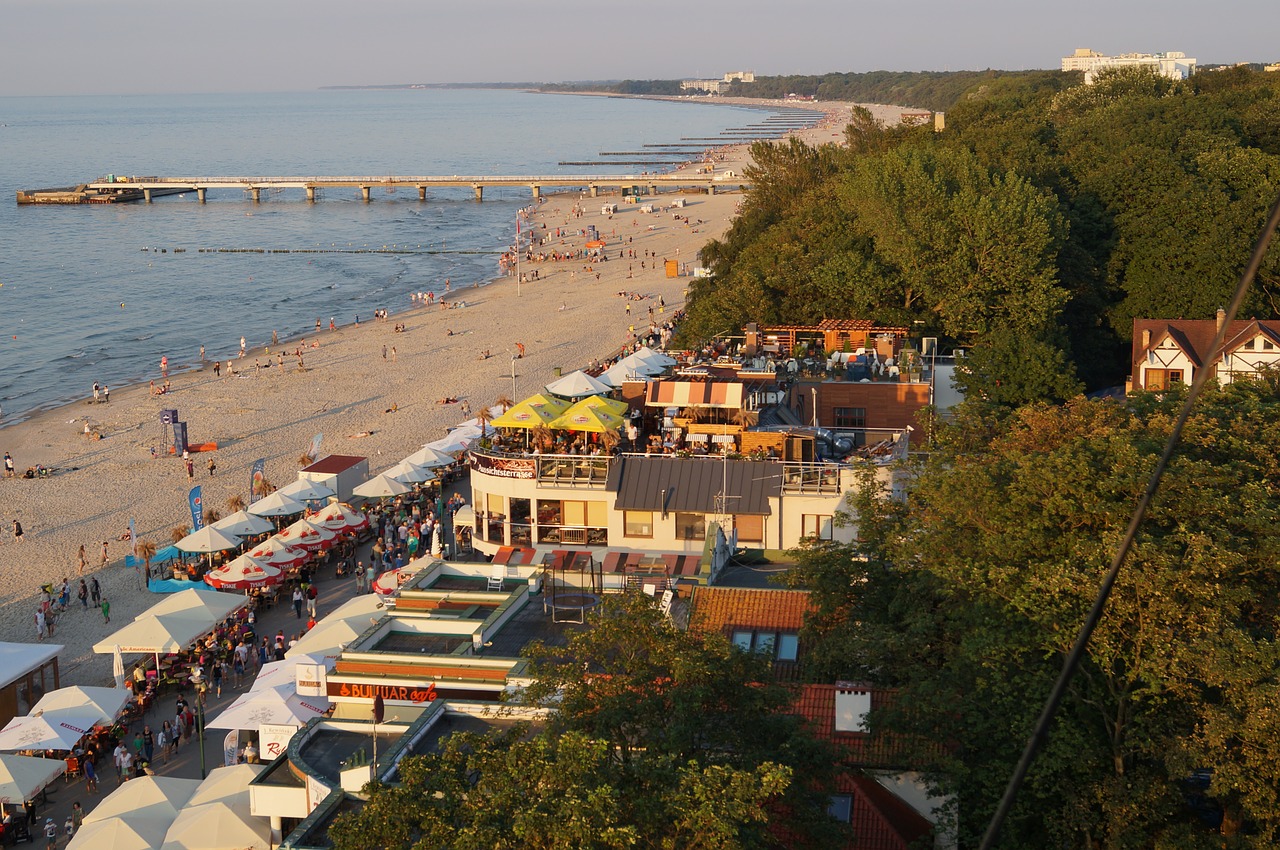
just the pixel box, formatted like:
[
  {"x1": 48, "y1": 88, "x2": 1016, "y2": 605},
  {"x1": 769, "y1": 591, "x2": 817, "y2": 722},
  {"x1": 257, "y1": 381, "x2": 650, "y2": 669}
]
[{"x1": 0, "y1": 88, "x2": 779, "y2": 422}]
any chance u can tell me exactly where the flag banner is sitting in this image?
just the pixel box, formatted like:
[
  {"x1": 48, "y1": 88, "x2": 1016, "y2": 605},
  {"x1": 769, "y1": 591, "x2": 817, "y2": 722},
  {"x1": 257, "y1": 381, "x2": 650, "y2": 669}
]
[
  {"x1": 308, "y1": 433, "x2": 323, "y2": 463},
  {"x1": 189, "y1": 485, "x2": 204, "y2": 531},
  {"x1": 129, "y1": 518, "x2": 137, "y2": 561},
  {"x1": 250, "y1": 457, "x2": 266, "y2": 503}
]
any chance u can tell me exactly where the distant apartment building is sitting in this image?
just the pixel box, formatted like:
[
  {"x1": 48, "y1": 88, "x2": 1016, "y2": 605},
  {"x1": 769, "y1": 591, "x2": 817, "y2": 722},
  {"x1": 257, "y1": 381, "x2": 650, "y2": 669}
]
[
  {"x1": 680, "y1": 70, "x2": 755, "y2": 94},
  {"x1": 1062, "y1": 47, "x2": 1197, "y2": 84}
]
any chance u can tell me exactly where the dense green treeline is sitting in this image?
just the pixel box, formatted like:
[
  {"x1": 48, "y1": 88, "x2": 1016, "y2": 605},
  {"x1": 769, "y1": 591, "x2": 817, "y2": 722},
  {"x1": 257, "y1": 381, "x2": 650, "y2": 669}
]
[
  {"x1": 683, "y1": 66, "x2": 1280, "y2": 395},
  {"x1": 786, "y1": 380, "x2": 1280, "y2": 846},
  {"x1": 726, "y1": 69, "x2": 1068, "y2": 112},
  {"x1": 540, "y1": 79, "x2": 686, "y2": 96}
]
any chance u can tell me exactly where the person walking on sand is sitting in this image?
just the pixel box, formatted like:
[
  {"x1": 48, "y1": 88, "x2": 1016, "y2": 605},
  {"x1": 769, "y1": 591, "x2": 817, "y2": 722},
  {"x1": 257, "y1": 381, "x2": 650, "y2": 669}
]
[
  {"x1": 101, "y1": 597, "x2": 110, "y2": 624},
  {"x1": 100, "y1": 540, "x2": 109, "y2": 568},
  {"x1": 4, "y1": 451, "x2": 14, "y2": 478},
  {"x1": 207, "y1": 458, "x2": 216, "y2": 476},
  {"x1": 12, "y1": 519, "x2": 23, "y2": 543},
  {"x1": 185, "y1": 458, "x2": 194, "y2": 479},
  {"x1": 93, "y1": 382, "x2": 100, "y2": 403},
  {"x1": 102, "y1": 384, "x2": 109, "y2": 403},
  {"x1": 77, "y1": 579, "x2": 88, "y2": 609},
  {"x1": 90, "y1": 576, "x2": 101, "y2": 606},
  {"x1": 240, "y1": 336, "x2": 247, "y2": 357}
]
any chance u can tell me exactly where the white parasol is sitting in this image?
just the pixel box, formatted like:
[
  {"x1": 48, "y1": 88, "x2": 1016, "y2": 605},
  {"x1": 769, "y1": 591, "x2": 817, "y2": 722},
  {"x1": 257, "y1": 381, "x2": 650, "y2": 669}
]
[
  {"x1": 210, "y1": 510, "x2": 276, "y2": 538},
  {"x1": 352, "y1": 473, "x2": 411, "y2": 500},
  {"x1": 244, "y1": 490, "x2": 307, "y2": 518},
  {"x1": 276, "y1": 478, "x2": 336, "y2": 503},
  {"x1": 175, "y1": 525, "x2": 241, "y2": 555}
]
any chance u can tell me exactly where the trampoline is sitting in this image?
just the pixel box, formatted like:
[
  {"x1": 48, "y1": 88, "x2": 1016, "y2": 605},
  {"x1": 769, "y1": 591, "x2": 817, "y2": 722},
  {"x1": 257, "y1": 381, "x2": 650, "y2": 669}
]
[{"x1": 543, "y1": 592, "x2": 600, "y2": 624}]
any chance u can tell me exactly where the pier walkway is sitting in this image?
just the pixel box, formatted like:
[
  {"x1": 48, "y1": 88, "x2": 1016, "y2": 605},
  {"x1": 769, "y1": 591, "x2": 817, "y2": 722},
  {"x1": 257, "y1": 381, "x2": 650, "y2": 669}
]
[{"x1": 80, "y1": 173, "x2": 744, "y2": 203}]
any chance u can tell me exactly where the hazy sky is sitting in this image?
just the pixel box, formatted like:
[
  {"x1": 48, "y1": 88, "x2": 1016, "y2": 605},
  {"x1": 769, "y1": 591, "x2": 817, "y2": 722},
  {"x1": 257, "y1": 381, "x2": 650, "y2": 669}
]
[{"x1": 2, "y1": 0, "x2": 1274, "y2": 97}]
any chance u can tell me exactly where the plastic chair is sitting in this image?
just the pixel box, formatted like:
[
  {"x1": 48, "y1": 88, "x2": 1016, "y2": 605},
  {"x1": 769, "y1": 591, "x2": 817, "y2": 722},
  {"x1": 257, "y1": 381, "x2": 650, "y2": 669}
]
[{"x1": 65, "y1": 756, "x2": 81, "y2": 782}]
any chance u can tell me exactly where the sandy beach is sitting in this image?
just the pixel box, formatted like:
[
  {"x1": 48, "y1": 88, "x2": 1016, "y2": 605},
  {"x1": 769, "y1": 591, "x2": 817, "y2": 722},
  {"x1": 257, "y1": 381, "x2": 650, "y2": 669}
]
[{"x1": 0, "y1": 98, "x2": 908, "y2": 687}]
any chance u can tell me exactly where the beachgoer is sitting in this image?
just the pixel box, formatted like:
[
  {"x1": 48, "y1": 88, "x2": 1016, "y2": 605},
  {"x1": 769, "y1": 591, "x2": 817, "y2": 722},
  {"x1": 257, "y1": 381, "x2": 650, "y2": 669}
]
[
  {"x1": 160, "y1": 355, "x2": 168, "y2": 374},
  {"x1": 77, "y1": 579, "x2": 88, "y2": 608},
  {"x1": 12, "y1": 519, "x2": 23, "y2": 543},
  {"x1": 199, "y1": 344, "x2": 205, "y2": 361},
  {"x1": 239, "y1": 336, "x2": 247, "y2": 356},
  {"x1": 101, "y1": 598, "x2": 110, "y2": 623},
  {"x1": 213, "y1": 361, "x2": 221, "y2": 377},
  {"x1": 102, "y1": 385, "x2": 109, "y2": 402},
  {"x1": 4, "y1": 451, "x2": 15, "y2": 477},
  {"x1": 83, "y1": 758, "x2": 97, "y2": 792},
  {"x1": 185, "y1": 459, "x2": 194, "y2": 479},
  {"x1": 329, "y1": 317, "x2": 336, "y2": 331},
  {"x1": 207, "y1": 458, "x2": 216, "y2": 476},
  {"x1": 100, "y1": 541, "x2": 109, "y2": 568},
  {"x1": 93, "y1": 382, "x2": 100, "y2": 403}
]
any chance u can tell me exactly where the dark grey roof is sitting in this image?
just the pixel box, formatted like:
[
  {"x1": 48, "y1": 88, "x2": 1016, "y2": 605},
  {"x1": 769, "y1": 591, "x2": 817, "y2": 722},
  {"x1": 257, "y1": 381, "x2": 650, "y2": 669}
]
[{"x1": 606, "y1": 456, "x2": 781, "y2": 515}]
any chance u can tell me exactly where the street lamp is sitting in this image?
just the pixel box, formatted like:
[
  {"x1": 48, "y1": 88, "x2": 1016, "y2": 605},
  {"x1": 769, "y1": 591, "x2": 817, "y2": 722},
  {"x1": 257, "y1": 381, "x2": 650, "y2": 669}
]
[{"x1": 196, "y1": 701, "x2": 206, "y2": 780}]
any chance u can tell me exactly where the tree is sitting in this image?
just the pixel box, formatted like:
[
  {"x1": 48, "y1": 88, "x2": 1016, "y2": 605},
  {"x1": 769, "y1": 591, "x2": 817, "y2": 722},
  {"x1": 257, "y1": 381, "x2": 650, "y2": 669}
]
[
  {"x1": 950, "y1": 326, "x2": 1084, "y2": 407},
  {"x1": 253, "y1": 478, "x2": 275, "y2": 499},
  {"x1": 226, "y1": 494, "x2": 246, "y2": 513},
  {"x1": 135, "y1": 539, "x2": 157, "y2": 589},
  {"x1": 332, "y1": 594, "x2": 843, "y2": 849},
  {"x1": 297, "y1": 453, "x2": 314, "y2": 467},
  {"x1": 170, "y1": 525, "x2": 189, "y2": 544},
  {"x1": 789, "y1": 382, "x2": 1280, "y2": 846}
]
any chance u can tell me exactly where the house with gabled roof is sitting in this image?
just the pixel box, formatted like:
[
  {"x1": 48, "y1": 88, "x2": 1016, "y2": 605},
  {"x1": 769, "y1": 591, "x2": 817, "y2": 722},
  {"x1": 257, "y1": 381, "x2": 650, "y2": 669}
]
[
  {"x1": 1129, "y1": 309, "x2": 1280, "y2": 392},
  {"x1": 687, "y1": 584, "x2": 954, "y2": 848}
]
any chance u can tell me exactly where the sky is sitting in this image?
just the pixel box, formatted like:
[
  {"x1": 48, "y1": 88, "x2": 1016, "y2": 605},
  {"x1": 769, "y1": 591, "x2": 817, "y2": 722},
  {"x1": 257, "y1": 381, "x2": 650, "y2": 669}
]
[{"x1": 2, "y1": 0, "x2": 1275, "y2": 97}]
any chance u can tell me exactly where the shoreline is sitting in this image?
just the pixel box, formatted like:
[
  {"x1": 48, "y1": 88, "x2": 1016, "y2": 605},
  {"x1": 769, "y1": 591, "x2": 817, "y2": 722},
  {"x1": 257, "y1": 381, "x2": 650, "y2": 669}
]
[{"x1": 0, "y1": 101, "x2": 905, "y2": 688}]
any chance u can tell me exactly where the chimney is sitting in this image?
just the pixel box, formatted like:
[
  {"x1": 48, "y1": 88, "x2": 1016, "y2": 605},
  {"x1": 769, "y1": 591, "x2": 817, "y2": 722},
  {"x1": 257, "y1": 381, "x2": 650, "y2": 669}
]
[
  {"x1": 834, "y1": 681, "x2": 872, "y2": 733},
  {"x1": 1217, "y1": 307, "x2": 1227, "y2": 334},
  {"x1": 1141, "y1": 329, "x2": 1151, "y2": 349}
]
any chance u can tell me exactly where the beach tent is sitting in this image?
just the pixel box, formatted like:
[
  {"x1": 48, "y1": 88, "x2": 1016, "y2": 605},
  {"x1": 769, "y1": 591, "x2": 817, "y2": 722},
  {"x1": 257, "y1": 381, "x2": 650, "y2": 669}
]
[
  {"x1": 175, "y1": 526, "x2": 241, "y2": 555},
  {"x1": 147, "y1": 587, "x2": 249, "y2": 622},
  {"x1": 278, "y1": 518, "x2": 338, "y2": 551},
  {"x1": 245, "y1": 491, "x2": 307, "y2": 518},
  {"x1": 545, "y1": 369, "x2": 614, "y2": 399},
  {"x1": 549, "y1": 401, "x2": 626, "y2": 434},
  {"x1": 403, "y1": 445, "x2": 455, "y2": 468},
  {"x1": 352, "y1": 472, "x2": 412, "y2": 500},
  {"x1": 311, "y1": 502, "x2": 369, "y2": 534},
  {"x1": 489, "y1": 394, "x2": 570, "y2": 429},
  {"x1": 385, "y1": 459, "x2": 436, "y2": 484},
  {"x1": 617, "y1": 350, "x2": 671, "y2": 375},
  {"x1": 31, "y1": 685, "x2": 130, "y2": 727},
  {"x1": 68, "y1": 815, "x2": 173, "y2": 850},
  {"x1": 0, "y1": 708, "x2": 100, "y2": 751},
  {"x1": 203, "y1": 554, "x2": 282, "y2": 591},
  {"x1": 276, "y1": 478, "x2": 336, "y2": 504},
  {"x1": 160, "y1": 800, "x2": 271, "y2": 850},
  {"x1": 210, "y1": 510, "x2": 275, "y2": 538},
  {"x1": 206, "y1": 683, "x2": 329, "y2": 731},
  {"x1": 82, "y1": 775, "x2": 200, "y2": 823},
  {"x1": 92, "y1": 613, "x2": 213, "y2": 657},
  {"x1": 0, "y1": 753, "x2": 64, "y2": 801},
  {"x1": 634, "y1": 346, "x2": 679, "y2": 367}
]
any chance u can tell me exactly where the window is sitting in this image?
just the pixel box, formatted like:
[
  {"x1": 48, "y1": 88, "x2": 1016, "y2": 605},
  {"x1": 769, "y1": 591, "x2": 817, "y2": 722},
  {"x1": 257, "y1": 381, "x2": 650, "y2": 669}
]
[
  {"x1": 675, "y1": 512, "x2": 706, "y2": 540},
  {"x1": 734, "y1": 514, "x2": 764, "y2": 544},
  {"x1": 731, "y1": 630, "x2": 799, "y2": 661},
  {"x1": 833, "y1": 406, "x2": 866, "y2": 429},
  {"x1": 827, "y1": 795, "x2": 852, "y2": 824},
  {"x1": 1266, "y1": 339, "x2": 1275, "y2": 351},
  {"x1": 1146, "y1": 369, "x2": 1184, "y2": 390},
  {"x1": 802, "y1": 514, "x2": 833, "y2": 540},
  {"x1": 624, "y1": 510, "x2": 653, "y2": 538}
]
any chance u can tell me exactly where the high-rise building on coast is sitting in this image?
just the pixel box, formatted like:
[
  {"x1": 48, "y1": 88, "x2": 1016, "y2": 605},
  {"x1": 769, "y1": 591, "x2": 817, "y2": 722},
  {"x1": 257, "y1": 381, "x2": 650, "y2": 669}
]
[{"x1": 1063, "y1": 47, "x2": 1197, "y2": 83}]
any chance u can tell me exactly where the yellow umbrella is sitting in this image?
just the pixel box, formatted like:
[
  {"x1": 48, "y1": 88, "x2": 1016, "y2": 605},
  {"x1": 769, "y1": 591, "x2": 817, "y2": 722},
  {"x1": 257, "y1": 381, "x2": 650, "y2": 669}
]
[
  {"x1": 574, "y1": 395, "x2": 628, "y2": 417},
  {"x1": 549, "y1": 400, "x2": 626, "y2": 433},
  {"x1": 491, "y1": 394, "x2": 571, "y2": 429}
]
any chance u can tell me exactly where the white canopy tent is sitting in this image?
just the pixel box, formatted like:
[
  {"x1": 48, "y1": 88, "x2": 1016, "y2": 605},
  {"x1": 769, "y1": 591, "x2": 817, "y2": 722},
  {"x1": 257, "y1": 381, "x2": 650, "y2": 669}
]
[
  {"x1": 175, "y1": 526, "x2": 241, "y2": 555},
  {"x1": 544, "y1": 369, "x2": 614, "y2": 399},
  {"x1": 599, "y1": 358, "x2": 663, "y2": 388},
  {"x1": 245, "y1": 491, "x2": 307, "y2": 518},
  {"x1": 147, "y1": 588, "x2": 249, "y2": 623},
  {"x1": 385, "y1": 459, "x2": 435, "y2": 484},
  {"x1": 0, "y1": 753, "x2": 64, "y2": 801},
  {"x1": 0, "y1": 708, "x2": 99, "y2": 751},
  {"x1": 209, "y1": 510, "x2": 276, "y2": 538},
  {"x1": 285, "y1": 594, "x2": 385, "y2": 660},
  {"x1": 68, "y1": 815, "x2": 172, "y2": 850},
  {"x1": 92, "y1": 614, "x2": 215, "y2": 674},
  {"x1": 633, "y1": 345, "x2": 679, "y2": 367},
  {"x1": 31, "y1": 685, "x2": 130, "y2": 728},
  {"x1": 82, "y1": 775, "x2": 200, "y2": 824},
  {"x1": 403, "y1": 445, "x2": 454, "y2": 468},
  {"x1": 206, "y1": 683, "x2": 329, "y2": 731},
  {"x1": 160, "y1": 800, "x2": 271, "y2": 850},
  {"x1": 428, "y1": 424, "x2": 483, "y2": 454},
  {"x1": 248, "y1": 652, "x2": 335, "y2": 693},
  {"x1": 352, "y1": 472, "x2": 411, "y2": 500},
  {"x1": 275, "y1": 478, "x2": 336, "y2": 503}
]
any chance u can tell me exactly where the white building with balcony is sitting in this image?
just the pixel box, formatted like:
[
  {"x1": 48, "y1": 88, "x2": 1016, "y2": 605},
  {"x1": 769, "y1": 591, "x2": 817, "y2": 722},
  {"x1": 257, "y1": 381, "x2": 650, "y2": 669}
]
[{"x1": 1062, "y1": 48, "x2": 1196, "y2": 83}]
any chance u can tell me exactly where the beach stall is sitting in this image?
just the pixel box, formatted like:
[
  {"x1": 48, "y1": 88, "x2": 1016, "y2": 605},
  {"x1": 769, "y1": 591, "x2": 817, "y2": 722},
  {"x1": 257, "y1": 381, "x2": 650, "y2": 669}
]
[
  {"x1": 298, "y1": 455, "x2": 369, "y2": 503},
  {"x1": 0, "y1": 643, "x2": 62, "y2": 729}
]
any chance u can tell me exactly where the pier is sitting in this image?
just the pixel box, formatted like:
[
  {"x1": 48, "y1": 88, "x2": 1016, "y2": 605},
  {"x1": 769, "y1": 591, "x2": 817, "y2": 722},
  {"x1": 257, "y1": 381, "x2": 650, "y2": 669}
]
[{"x1": 19, "y1": 173, "x2": 745, "y2": 205}]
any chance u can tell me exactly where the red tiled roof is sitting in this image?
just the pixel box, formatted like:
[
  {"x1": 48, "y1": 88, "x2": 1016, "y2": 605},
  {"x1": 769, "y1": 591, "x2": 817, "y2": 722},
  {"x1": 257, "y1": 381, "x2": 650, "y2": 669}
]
[
  {"x1": 687, "y1": 587, "x2": 812, "y2": 634},
  {"x1": 792, "y1": 683, "x2": 928, "y2": 770},
  {"x1": 846, "y1": 775, "x2": 934, "y2": 850}
]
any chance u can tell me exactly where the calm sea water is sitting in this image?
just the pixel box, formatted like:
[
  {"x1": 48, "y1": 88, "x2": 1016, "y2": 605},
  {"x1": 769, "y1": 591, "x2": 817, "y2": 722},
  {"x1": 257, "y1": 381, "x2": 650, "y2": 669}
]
[{"x1": 0, "y1": 89, "x2": 778, "y2": 421}]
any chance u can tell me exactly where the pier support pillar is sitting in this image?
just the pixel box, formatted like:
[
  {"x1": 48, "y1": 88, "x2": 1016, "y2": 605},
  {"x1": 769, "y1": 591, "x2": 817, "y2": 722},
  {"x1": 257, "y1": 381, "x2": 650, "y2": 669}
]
[
  {"x1": 196, "y1": 188, "x2": 207, "y2": 203},
  {"x1": 473, "y1": 185, "x2": 483, "y2": 202},
  {"x1": 589, "y1": 185, "x2": 598, "y2": 198},
  {"x1": 361, "y1": 186, "x2": 371, "y2": 202},
  {"x1": 251, "y1": 188, "x2": 261, "y2": 202},
  {"x1": 531, "y1": 185, "x2": 541, "y2": 200},
  {"x1": 707, "y1": 185, "x2": 715, "y2": 195},
  {"x1": 648, "y1": 185, "x2": 657, "y2": 197},
  {"x1": 418, "y1": 186, "x2": 426, "y2": 201},
  {"x1": 306, "y1": 186, "x2": 316, "y2": 202},
  {"x1": 143, "y1": 188, "x2": 153, "y2": 203}
]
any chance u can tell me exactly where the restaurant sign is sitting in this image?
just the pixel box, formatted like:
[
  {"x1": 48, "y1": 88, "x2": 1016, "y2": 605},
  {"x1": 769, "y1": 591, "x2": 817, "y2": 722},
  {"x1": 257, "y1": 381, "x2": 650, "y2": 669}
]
[
  {"x1": 328, "y1": 681, "x2": 502, "y2": 703},
  {"x1": 469, "y1": 454, "x2": 536, "y2": 479}
]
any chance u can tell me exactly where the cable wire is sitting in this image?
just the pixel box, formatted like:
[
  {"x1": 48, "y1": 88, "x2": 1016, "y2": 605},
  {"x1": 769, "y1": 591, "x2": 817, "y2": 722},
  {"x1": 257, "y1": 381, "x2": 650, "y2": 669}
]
[{"x1": 978, "y1": 190, "x2": 1280, "y2": 849}]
